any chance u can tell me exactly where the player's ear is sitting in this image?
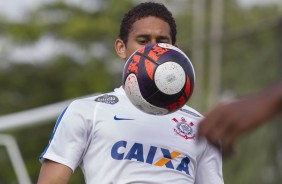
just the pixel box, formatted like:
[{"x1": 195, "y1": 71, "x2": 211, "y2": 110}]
[{"x1": 115, "y1": 39, "x2": 126, "y2": 60}]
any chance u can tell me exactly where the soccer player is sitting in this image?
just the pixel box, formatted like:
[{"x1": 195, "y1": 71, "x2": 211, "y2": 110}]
[
  {"x1": 37, "y1": 2, "x2": 224, "y2": 184},
  {"x1": 198, "y1": 82, "x2": 282, "y2": 155}
]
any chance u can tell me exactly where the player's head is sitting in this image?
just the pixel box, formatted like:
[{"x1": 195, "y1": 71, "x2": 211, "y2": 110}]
[
  {"x1": 119, "y1": 2, "x2": 177, "y2": 45},
  {"x1": 115, "y1": 2, "x2": 177, "y2": 61}
]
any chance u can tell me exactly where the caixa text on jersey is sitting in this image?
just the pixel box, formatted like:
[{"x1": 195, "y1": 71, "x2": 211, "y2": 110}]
[{"x1": 111, "y1": 140, "x2": 190, "y2": 175}]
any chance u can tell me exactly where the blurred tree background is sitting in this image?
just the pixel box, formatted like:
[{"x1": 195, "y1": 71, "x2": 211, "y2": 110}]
[{"x1": 0, "y1": 0, "x2": 282, "y2": 183}]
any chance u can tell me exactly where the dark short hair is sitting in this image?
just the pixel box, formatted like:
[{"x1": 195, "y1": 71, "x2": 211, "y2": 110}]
[{"x1": 119, "y1": 2, "x2": 177, "y2": 45}]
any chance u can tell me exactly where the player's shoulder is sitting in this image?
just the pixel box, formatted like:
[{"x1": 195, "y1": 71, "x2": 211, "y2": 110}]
[
  {"x1": 65, "y1": 94, "x2": 100, "y2": 112},
  {"x1": 70, "y1": 86, "x2": 124, "y2": 107},
  {"x1": 177, "y1": 105, "x2": 203, "y2": 119}
]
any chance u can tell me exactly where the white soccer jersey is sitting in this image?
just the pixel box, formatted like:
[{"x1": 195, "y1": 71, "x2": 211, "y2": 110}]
[{"x1": 40, "y1": 86, "x2": 224, "y2": 184}]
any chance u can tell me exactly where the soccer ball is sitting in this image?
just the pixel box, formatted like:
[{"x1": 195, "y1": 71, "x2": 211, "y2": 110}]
[{"x1": 122, "y1": 43, "x2": 195, "y2": 115}]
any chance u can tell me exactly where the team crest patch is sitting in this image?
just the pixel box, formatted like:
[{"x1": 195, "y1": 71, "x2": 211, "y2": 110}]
[
  {"x1": 172, "y1": 117, "x2": 196, "y2": 140},
  {"x1": 94, "y1": 94, "x2": 119, "y2": 104}
]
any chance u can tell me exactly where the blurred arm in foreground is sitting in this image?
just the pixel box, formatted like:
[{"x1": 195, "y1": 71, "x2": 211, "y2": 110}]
[{"x1": 198, "y1": 82, "x2": 282, "y2": 155}]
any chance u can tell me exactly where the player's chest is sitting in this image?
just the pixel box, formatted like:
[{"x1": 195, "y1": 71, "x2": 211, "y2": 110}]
[{"x1": 93, "y1": 105, "x2": 201, "y2": 158}]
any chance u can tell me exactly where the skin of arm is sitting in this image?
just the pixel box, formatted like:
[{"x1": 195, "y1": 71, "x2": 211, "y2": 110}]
[
  {"x1": 37, "y1": 159, "x2": 72, "y2": 184},
  {"x1": 198, "y1": 82, "x2": 282, "y2": 155}
]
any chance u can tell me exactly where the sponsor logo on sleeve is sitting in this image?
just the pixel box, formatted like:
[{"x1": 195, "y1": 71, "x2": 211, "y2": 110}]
[
  {"x1": 179, "y1": 108, "x2": 201, "y2": 118},
  {"x1": 94, "y1": 94, "x2": 119, "y2": 105}
]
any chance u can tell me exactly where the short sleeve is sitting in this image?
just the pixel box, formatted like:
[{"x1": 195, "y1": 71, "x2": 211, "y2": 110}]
[
  {"x1": 39, "y1": 99, "x2": 94, "y2": 171},
  {"x1": 195, "y1": 140, "x2": 224, "y2": 184}
]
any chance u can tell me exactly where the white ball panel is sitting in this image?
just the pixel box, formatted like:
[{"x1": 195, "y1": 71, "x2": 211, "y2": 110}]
[
  {"x1": 157, "y1": 43, "x2": 196, "y2": 83},
  {"x1": 124, "y1": 73, "x2": 169, "y2": 115},
  {"x1": 154, "y1": 62, "x2": 185, "y2": 95}
]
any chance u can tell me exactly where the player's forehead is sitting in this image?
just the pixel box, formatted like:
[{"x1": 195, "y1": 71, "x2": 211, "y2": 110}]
[{"x1": 129, "y1": 16, "x2": 172, "y2": 40}]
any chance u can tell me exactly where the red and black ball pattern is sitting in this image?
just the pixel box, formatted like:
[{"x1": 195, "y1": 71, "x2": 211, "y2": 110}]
[{"x1": 122, "y1": 43, "x2": 195, "y2": 115}]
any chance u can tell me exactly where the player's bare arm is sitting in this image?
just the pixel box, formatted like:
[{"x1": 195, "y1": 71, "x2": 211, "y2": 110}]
[
  {"x1": 198, "y1": 82, "x2": 282, "y2": 155},
  {"x1": 37, "y1": 159, "x2": 72, "y2": 184}
]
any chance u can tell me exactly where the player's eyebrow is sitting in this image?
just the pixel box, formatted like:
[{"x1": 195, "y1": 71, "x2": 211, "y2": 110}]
[
  {"x1": 136, "y1": 34, "x2": 150, "y2": 39},
  {"x1": 136, "y1": 34, "x2": 171, "y2": 42}
]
